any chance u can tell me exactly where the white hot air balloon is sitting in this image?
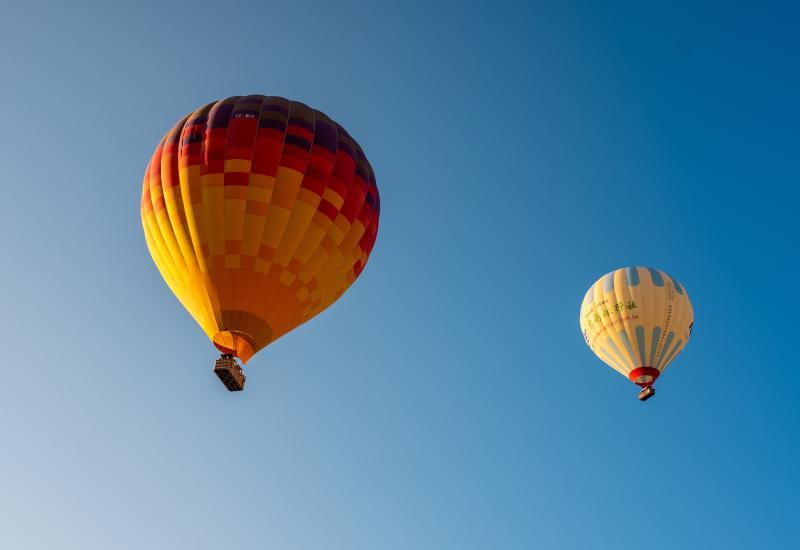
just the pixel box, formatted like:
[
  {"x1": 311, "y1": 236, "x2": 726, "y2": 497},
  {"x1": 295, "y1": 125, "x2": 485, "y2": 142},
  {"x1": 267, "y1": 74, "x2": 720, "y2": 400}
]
[{"x1": 580, "y1": 267, "x2": 694, "y2": 401}]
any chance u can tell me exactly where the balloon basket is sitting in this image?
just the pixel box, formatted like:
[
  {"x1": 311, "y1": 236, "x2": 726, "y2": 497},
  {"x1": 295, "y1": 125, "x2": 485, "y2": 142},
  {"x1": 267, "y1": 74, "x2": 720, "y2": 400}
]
[
  {"x1": 214, "y1": 354, "x2": 246, "y2": 392},
  {"x1": 638, "y1": 385, "x2": 655, "y2": 401}
]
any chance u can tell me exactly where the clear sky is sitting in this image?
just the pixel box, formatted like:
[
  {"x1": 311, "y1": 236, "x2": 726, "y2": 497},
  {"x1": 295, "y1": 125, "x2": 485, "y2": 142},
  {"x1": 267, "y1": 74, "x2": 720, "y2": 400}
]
[{"x1": 1, "y1": 1, "x2": 797, "y2": 548}]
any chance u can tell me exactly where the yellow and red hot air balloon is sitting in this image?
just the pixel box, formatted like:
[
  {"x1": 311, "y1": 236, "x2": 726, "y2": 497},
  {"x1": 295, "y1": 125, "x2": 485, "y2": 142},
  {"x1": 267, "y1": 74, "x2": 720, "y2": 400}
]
[
  {"x1": 141, "y1": 95, "x2": 379, "y2": 391},
  {"x1": 580, "y1": 267, "x2": 694, "y2": 401}
]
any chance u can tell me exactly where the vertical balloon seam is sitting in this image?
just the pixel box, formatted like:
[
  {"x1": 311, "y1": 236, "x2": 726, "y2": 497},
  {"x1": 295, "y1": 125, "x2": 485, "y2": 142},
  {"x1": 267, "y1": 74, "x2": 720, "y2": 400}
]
[
  {"x1": 270, "y1": 112, "x2": 342, "y2": 334},
  {"x1": 674, "y1": 281, "x2": 693, "y2": 366},
  {"x1": 142, "y1": 221, "x2": 177, "y2": 295},
  {"x1": 222, "y1": 95, "x2": 269, "y2": 356},
  {"x1": 235, "y1": 99, "x2": 307, "y2": 346},
  {"x1": 214, "y1": 97, "x2": 241, "y2": 340},
  {"x1": 197, "y1": 99, "x2": 226, "y2": 324},
  {"x1": 279, "y1": 110, "x2": 339, "y2": 268},
  {"x1": 159, "y1": 121, "x2": 216, "y2": 330},
  {"x1": 625, "y1": 266, "x2": 640, "y2": 286},
  {"x1": 649, "y1": 326, "x2": 661, "y2": 367},
  {"x1": 312, "y1": 139, "x2": 376, "y2": 315},
  {"x1": 177, "y1": 102, "x2": 221, "y2": 337},
  {"x1": 661, "y1": 284, "x2": 692, "y2": 373},
  {"x1": 293, "y1": 124, "x2": 356, "y2": 292},
  {"x1": 660, "y1": 339, "x2": 684, "y2": 372},
  {"x1": 225, "y1": 95, "x2": 268, "y2": 345},
  {"x1": 144, "y1": 138, "x2": 199, "y2": 315},
  {"x1": 193, "y1": 102, "x2": 226, "y2": 334},
  {"x1": 640, "y1": 266, "x2": 656, "y2": 366},
  {"x1": 664, "y1": 287, "x2": 689, "y2": 370},
  {"x1": 655, "y1": 331, "x2": 675, "y2": 370},
  {"x1": 358, "y1": 151, "x2": 380, "y2": 273},
  {"x1": 142, "y1": 154, "x2": 181, "y2": 290},
  {"x1": 296, "y1": 168, "x2": 351, "y2": 320},
  {"x1": 293, "y1": 127, "x2": 367, "y2": 326},
  {"x1": 254, "y1": 100, "x2": 316, "y2": 342},
  {"x1": 627, "y1": 267, "x2": 649, "y2": 369},
  {"x1": 605, "y1": 337, "x2": 634, "y2": 372},
  {"x1": 580, "y1": 288, "x2": 594, "y2": 349},
  {"x1": 269, "y1": 106, "x2": 330, "y2": 325},
  {"x1": 238, "y1": 96, "x2": 291, "y2": 349},
  {"x1": 657, "y1": 268, "x2": 679, "y2": 367},
  {"x1": 595, "y1": 270, "x2": 634, "y2": 375},
  {"x1": 611, "y1": 269, "x2": 635, "y2": 370},
  {"x1": 292, "y1": 119, "x2": 363, "y2": 330},
  {"x1": 614, "y1": 268, "x2": 640, "y2": 373},
  {"x1": 143, "y1": 194, "x2": 185, "y2": 300},
  {"x1": 191, "y1": 100, "x2": 223, "y2": 337},
  {"x1": 269, "y1": 108, "x2": 339, "y2": 332},
  {"x1": 593, "y1": 277, "x2": 634, "y2": 374},
  {"x1": 142, "y1": 206, "x2": 190, "y2": 315},
  {"x1": 668, "y1": 273, "x2": 684, "y2": 295},
  {"x1": 683, "y1": 288, "x2": 693, "y2": 340},
  {"x1": 647, "y1": 267, "x2": 664, "y2": 287},
  {"x1": 205, "y1": 98, "x2": 241, "y2": 345},
  {"x1": 581, "y1": 284, "x2": 624, "y2": 374},
  {"x1": 598, "y1": 346, "x2": 628, "y2": 376},
  {"x1": 579, "y1": 291, "x2": 591, "y2": 348},
  {"x1": 618, "y1": 330, "x2": 638, "y2": 371},
  {"x1": 651, "y1": 268, "x2": 669, "y2": 366},
  {"x1": 233, "y1": 95, "x2": 271, "y2": 347},
  {"x1": 159, "y1": 116, "x2": 217, "y2": 334},
  {"x1": 307, "y1": 189, "x2": 365, "y2": 315},
  {"x1": 584, "y1": 283, "x2": 607, "y2": 362},
  {"x1": 221, "y1": 96, "x2": 257, "y2": 343},
  {"x1": 629, "y1": 268, "x2": 649, "y2": 372},
  {"x1": 603, "y1": 272, "x2": 615, "y2": 292},
  {"x1": 253, "y1": 96, "x2": 299, "y2": 346},
  {"x1": 635, "y1": 325, "x2": 647, "y2": 366},
  {"x1": 155, "y1": 131, "x2": 211, "y2": 329},
  {"x1": 297, "y1": 124, "x2": 363, "y2": 327},
  {"x1": 220, "y1": 96, "x2": 249, "y2": 325},
  {"x1": 249, "y1": 105, "x2": 324, "y2": 343},
  {"x1": 148, "y1": 133, "x2": 193, "y2": 289}
]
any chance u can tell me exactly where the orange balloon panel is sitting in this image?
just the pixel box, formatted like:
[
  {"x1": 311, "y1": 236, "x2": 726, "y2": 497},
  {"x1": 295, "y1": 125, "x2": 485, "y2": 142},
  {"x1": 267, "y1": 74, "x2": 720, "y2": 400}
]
[{"x1": 141, "y1": 96, "x2": 380, "y2": 363}]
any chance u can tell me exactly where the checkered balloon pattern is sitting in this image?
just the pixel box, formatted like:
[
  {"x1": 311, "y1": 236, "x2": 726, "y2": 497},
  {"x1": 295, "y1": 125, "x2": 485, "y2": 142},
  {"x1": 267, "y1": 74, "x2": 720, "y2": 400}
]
[{"x1": 142, "y1": 95, "x2": 379, "y2": 363}]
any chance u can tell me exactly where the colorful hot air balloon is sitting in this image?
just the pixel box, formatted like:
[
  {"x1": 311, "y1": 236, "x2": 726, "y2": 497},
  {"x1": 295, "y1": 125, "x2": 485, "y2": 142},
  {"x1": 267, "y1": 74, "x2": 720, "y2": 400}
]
[
  {"x1": 579, "y1": 267, "x2": 694, "y2": 401},
  {"x1": 141, "y1": 95, "x2": 380, "y2": 391}
]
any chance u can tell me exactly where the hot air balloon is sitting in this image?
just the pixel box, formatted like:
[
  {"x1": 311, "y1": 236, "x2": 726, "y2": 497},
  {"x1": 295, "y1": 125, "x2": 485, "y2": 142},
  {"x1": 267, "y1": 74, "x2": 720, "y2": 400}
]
[
  {"x1": 579, "y1": 267, "x2": 693, "y2": 401},
  {"x1": 141, "y1": 95, "x2": 380, "y2": 391}
]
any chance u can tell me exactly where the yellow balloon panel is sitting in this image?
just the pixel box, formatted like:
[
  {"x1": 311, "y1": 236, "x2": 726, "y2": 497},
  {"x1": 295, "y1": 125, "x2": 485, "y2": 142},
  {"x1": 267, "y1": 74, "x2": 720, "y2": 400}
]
[{"x1": 579, "y1": 267, "x2": 693, "y2": 386}]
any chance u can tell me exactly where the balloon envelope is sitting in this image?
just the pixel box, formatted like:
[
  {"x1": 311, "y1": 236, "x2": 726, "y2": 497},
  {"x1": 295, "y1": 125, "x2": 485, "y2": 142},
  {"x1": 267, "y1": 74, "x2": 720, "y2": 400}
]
[
  {"x1": 579, "y1": 267, "x2": 693, "y2": 387},
  {"x1": 141, "y1": 95, "x2": 379, "y2": 363}
]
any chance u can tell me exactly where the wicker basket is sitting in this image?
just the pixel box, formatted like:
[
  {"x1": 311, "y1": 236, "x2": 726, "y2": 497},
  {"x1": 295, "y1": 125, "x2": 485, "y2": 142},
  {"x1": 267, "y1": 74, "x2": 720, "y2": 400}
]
[{"x1": 214, "y1": 355, "x2": 246, "y2": 392}]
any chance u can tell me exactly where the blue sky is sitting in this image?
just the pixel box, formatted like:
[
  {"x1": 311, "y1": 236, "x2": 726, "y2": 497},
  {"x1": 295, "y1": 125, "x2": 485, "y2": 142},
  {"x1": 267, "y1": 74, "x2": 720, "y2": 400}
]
[{"x1": 1, "y1": 1, "x2": 798, "y2": 548}]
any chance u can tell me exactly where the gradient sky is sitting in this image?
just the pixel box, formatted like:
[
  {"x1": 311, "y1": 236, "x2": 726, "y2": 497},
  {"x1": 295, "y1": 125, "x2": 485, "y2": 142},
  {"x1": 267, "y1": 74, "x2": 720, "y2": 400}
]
[{"x1": 1, "y1": 1, "x2": 798, "y2": 549}]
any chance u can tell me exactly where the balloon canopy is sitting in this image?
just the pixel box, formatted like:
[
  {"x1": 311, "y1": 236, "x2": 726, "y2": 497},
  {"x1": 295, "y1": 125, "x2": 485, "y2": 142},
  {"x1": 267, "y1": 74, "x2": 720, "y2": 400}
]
[
  {"x1": 580, "y1": 267, "x2": 693, "y2": 389},
  {"x1": 142, "y1": 95, "x2": 379, "y2": 364}
]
